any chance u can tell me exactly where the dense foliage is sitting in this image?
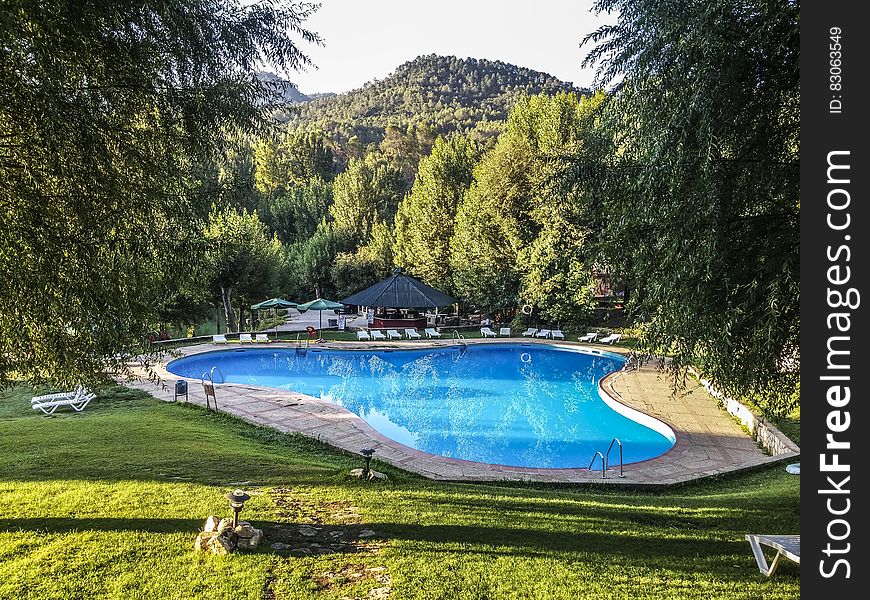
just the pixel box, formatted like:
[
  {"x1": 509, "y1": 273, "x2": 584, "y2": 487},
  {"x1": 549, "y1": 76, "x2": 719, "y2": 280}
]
[
  {"x1": 572, "y1": 0, "x2": 800, "y2": 415},
  {"x1": 204, "y1": 206, "x2": 285, "y2": 332},
  {"x1": 278, "y1": 54, "x2": 583, "y2": 147},
  {"x1": 393, "y1": 136, "x2": 479, "y2": 293},
  {"x1": 451, "y1": 92, "x2": 603, "y2": 325},
  {"x1": 0, "y1": 0, "x2": 319, "y2": 386}
]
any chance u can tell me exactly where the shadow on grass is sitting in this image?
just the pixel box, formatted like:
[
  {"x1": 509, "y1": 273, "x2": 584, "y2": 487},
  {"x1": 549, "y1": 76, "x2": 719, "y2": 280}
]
[
  {"x1": 0, "y1": 517, "x2": 801, "y2": 579},
  {"x1": 0, "y1": 517, "x2": 202, "y2": 534},
  {"x1": 0, "y1": 516, "x2": 738, "y2": 559},
  {"x1": 0, "y1": 518, "x2": 378, "y2": 557}
]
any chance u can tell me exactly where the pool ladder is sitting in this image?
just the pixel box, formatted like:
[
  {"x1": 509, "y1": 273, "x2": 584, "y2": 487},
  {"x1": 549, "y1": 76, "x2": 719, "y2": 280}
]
[
  {"x1": 452, "y1": 330, "x2": 468, "y2": 355},
  {"x1": 200, "y1": 366, "x2": 223, "y2": 411},
  {"x1": 587, "y1": 437, "x2": 625, "y2": 479},
  {"x1": 295, "y1": 332, "x2": 309, "y2": 355}
]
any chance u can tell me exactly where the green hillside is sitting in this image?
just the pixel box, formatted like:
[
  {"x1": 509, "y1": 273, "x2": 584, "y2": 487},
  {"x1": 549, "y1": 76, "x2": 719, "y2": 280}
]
[{"x1": 275, "y1": 54, "x2": 585, "y2": 145}]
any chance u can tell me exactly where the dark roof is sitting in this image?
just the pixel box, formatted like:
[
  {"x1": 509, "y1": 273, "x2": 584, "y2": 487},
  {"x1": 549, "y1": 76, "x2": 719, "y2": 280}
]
[{"x1": 340, "y1": 269, "x2": 456, "y2": 308}]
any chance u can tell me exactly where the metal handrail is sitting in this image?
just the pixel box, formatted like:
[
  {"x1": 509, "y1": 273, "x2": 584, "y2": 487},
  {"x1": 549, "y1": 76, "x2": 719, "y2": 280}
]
[
  {"x1": 200, "y1": 370, "x2": 218, "y2": 411},
  {"x1": 605, "y1": 438, "x2": 625, "y2": 478},
  {"x1": 588, "y1": 451, "x2": 606, "y2": 479},
  {"x1": 209, "y1": 366, "x2": 224, "y2": 384},
  {"x1": 295, "y1": 332, "x2": 309, "y2": 353},
  {"x1": 452, "y1": 330, "x2": 467, "y2": 346}
]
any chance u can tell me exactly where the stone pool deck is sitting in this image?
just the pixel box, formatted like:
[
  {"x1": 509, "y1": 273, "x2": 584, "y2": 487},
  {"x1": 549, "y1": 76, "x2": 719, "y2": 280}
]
[{"x1": 122, "y1": 339, "x2": 799, "y2": 486}]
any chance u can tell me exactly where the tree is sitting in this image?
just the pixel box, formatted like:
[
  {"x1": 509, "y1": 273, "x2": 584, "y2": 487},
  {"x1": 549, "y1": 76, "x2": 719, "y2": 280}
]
[
  {"x1": 204, "y1": 206, "x2": 284, "y2": 332},
  {"x1": 285, "y1": 223, "x2": 351, "y2": 300},
  {"x1": 393, "y1": 135, "x2": 478, "y2": 291},
  {"x1": 253, "y1": 129, "x2": 336, "y2": 196},
  {"x1": 574, "y1": 0, "x2": 799, "y2": 416},
  {"x1": 332, "y1": 220, "x2": 395, "y2": 298},
  {"x1": 0, "y1": 0, "x2": 320, "y2": 386},
  {"x1": 329, "y1": 157, "x2": 406, "y2": 245},
  {"x1": 451, "y1": 92, "x2": 602, "y2": 321},
  {"x1": 259, "y1": 176, "x2": 332, "y2": 245}
]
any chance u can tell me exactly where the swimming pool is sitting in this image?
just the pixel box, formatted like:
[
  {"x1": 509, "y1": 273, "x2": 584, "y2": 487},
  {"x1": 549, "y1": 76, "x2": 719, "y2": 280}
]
[{"x1": 167, "y1": 344, "x2": 675, "y2": 468}]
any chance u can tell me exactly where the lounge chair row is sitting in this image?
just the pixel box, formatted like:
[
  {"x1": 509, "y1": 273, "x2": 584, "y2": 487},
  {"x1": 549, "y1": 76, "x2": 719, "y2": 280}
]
[
  {"x1": 519, "y1": 328, "x2": 565, "y2": 340},
  {"x1": 480, "y1": 327, "x2": 511, "y2": 337},
  {"x1": 357, "y1": 328, "x2": 439, "y2": 341},
  {"x1": 32, "y1": 385, "x2": 96, "y2": 415},
  {"x1": 213, "y1": 333, "x2": 270, "y2": 344},
  {"x1": 578, "y1": 332, "x2": 621, "y2": 344}
]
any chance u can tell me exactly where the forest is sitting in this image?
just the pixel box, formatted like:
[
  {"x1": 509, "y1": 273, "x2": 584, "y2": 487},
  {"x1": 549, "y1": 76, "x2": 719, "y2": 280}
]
[{"x1": 1, "y1": 0, "x2": 798, "y2": 417}]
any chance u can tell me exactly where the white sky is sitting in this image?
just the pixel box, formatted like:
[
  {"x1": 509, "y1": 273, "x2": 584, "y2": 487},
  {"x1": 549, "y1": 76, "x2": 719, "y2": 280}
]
[{"x1": 279, "y1": 0, "x2": 616, "y2": 94}]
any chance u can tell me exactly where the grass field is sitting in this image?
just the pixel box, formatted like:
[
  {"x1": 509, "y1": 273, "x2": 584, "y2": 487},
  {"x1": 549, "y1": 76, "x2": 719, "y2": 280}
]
[{"x1": 1, "y1": 384, "x2": 799, "y2": 599}]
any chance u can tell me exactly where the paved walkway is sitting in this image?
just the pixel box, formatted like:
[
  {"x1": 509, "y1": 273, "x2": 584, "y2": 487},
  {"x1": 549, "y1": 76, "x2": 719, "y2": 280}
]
[{"x1": 123, "y1": 340, "x2": 799, "y2": 486}]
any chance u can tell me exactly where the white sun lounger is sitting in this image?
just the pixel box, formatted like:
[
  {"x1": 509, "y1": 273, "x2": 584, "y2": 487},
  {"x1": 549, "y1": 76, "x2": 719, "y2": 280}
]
[
  {"x1": 31, "y1": 384, "x2": 86, "y2": 404},
  {"x1": 404, "y1": 328, "x2": 421, "y2": 339},
  {"x1": 255, "y1": 333, "x2": 270, "y2": 343},
  {"x1": 357, "y1": 330, "x2": 371, "y2": 341},
  {"x1": 239, "y1": 333, "x2": 253, "y2": 343},
  {"x1": 535, "y1": 329, "x2": 551, "y2": 339},
  {"x1": 480, "y1": 327, "x2": 497, "y2": 338},
  {"x1": 499, "y1": 327, "x2": 511, "y2": 336},
  {"x1": 745, "y1": 535, "x2": 800, "y2": 577},
  {"x1": 551, "y1": 330, "x2": 565, "y2": 340},
  {"x1": 386, "y1": 329, "x2": 402, "y2": 340},
  {"x1": 521, "y1": 328, "x2": 537, "y2": 337},
  {"x1": 370, "y1": 330, "x2": 387, "y2": 340},
  {"x1": 599, "y1": 333, "x2": 622, "y2": 344},
  {"x1": 425, "y1": 328, "x2": 442, "y2": 338},
  {"x1": 213, "y1": 334, "x2": 228, "y2": 344},
  {"x1": 32, "y1": 387, "x2": 96, "y2": 415},
  {"x1": 578, "y1": 332, "x2": 597, "y2": 342}
]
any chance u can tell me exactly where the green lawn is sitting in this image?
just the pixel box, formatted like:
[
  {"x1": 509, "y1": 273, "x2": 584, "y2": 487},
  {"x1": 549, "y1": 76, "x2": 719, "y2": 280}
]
[{"x1": 1, "y1": 385, "x2": 799, "y2": 599}]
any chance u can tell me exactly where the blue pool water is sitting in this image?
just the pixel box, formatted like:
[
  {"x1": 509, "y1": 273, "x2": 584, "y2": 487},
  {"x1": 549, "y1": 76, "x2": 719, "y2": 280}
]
[{"x1": 167, "y1": 344, "x2": 675, "y2": 468}]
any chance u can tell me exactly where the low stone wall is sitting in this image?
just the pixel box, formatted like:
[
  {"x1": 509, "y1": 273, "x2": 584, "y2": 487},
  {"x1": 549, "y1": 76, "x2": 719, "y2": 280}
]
[{"x1": 690, "y1": 369, "x2": 800, "y2": 457}]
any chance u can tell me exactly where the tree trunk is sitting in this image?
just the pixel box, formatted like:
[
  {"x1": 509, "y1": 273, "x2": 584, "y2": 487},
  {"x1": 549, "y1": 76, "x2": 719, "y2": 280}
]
[{"x1": 221, "y1": 286, "x2": 237, "y2": 333}]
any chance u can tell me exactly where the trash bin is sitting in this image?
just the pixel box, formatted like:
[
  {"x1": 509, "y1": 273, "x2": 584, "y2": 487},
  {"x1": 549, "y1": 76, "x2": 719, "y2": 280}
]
[
  {"x1": 174, "y1": 379, "x2": 188, "y2": 403},
  {"x1": 328, "y1": 318, "x2": 338, "y2": 327}
]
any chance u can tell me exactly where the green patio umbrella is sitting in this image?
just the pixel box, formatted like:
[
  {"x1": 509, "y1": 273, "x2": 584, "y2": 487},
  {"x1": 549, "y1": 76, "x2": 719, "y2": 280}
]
[
  {"x1": 250, "y1": 298, "x2": 298, "y2": 339},
  {"x1": 295, "y1": 297, "x2": 344, "y2": 339}
]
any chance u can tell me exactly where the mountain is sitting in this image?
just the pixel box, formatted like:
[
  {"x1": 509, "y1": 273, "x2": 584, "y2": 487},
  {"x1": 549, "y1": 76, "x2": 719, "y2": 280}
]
[
  {"x1": 275, "y1": 55, "x2": 586, "y2": 146},
  {"x1": 256, "y1": 70, "x2": 314, "y2": 104}
]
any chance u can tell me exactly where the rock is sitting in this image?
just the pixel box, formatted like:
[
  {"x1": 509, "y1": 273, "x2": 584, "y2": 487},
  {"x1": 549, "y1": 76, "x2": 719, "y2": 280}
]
[
  {"x1": 358, "y1": 529, "x2": 376, "y2": 538},
  {"x1": 194, "y1": 531, "x2": 216, "y2": 551},
  {"x1": 368, "y1": 586, "x2": 390, "y2": 599},
  {"x1": 208, "y1": 532, "x2": 237, "y2": 555},
  {"x1": 204, "y1": 516, "x2": 221, "y2": 533},
  {"x1": 298, "y1": 526, "x2": 318, "y2": 537},
  {"x1": 351, "y1": 468, "x2": 389, "y2": 481},
  {"x1": 217, "y1": 518, "x2": 234, "y2": 534},
  {"x1": 271, "y1": 542, "x2": 291, "y2": 551},
  {"x1": 236, "y1": 528, "x2": 263, "y2": 551}
]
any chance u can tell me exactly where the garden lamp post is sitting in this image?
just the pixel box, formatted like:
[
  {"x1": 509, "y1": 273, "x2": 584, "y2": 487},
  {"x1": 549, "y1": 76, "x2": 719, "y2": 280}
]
[
  {"x1": 360, "y1": 448, "x2": 375, "y2": 479},
  {"x1": 226, "y1": 489, "x2": 251, "y2": 528}
]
